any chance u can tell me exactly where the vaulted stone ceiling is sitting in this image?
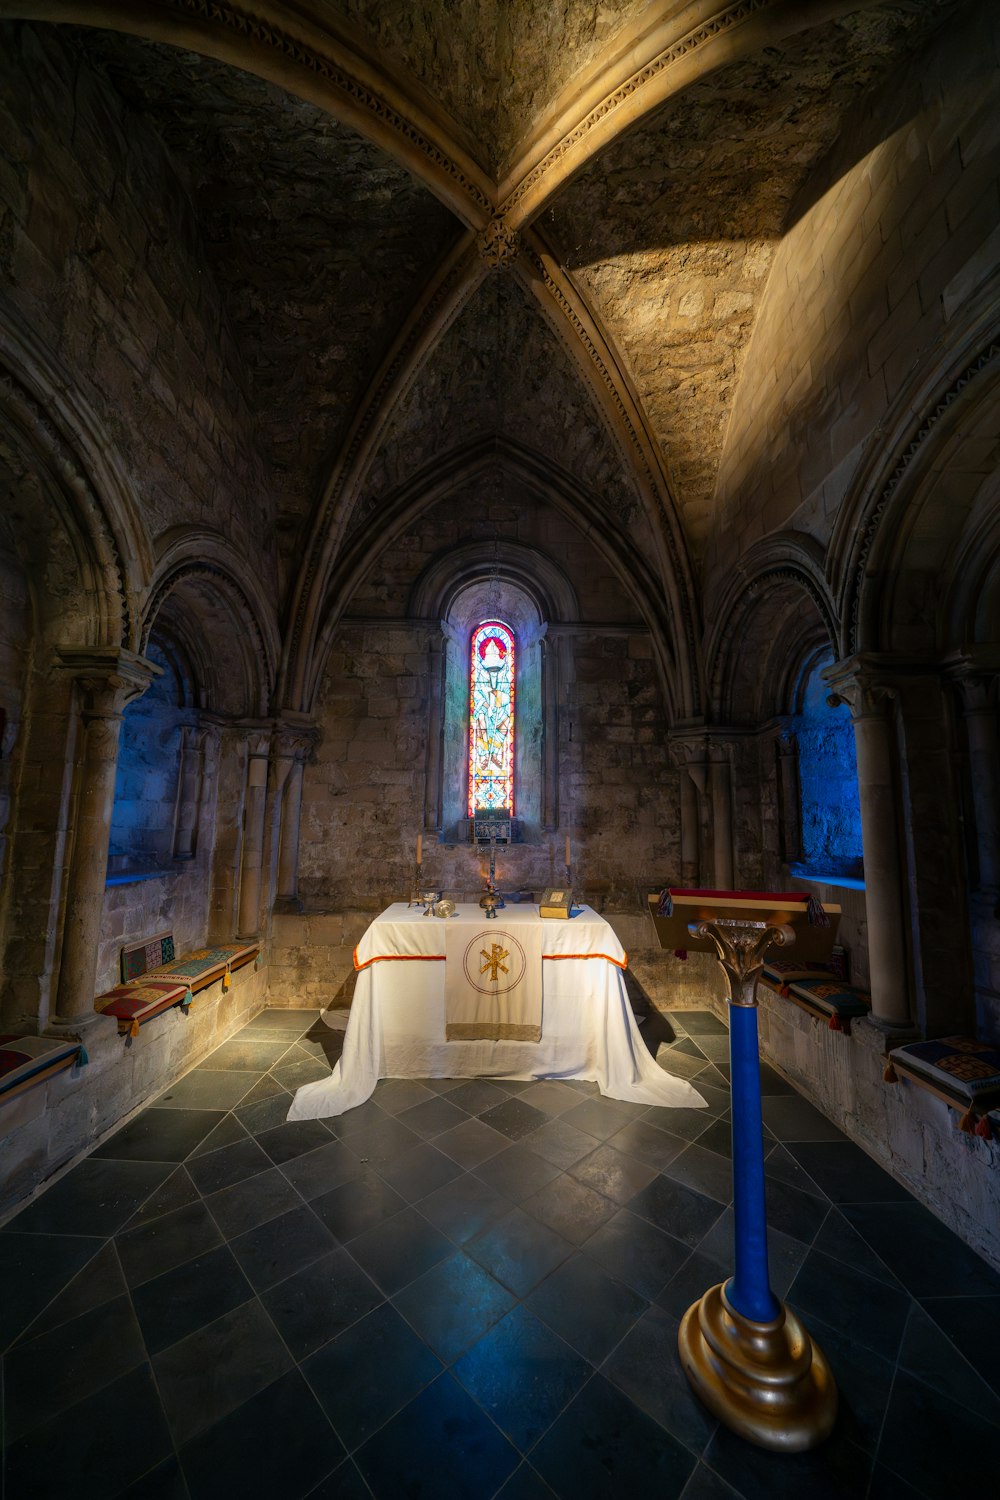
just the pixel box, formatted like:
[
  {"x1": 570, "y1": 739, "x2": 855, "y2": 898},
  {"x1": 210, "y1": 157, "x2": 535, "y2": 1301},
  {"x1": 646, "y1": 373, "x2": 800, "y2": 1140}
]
[{"x1": 2, "y1": 0, "x2": 962, "y2": 654}]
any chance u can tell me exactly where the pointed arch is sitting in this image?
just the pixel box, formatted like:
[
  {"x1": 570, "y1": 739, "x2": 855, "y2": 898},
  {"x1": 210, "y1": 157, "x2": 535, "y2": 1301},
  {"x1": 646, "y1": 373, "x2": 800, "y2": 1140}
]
[{"x1": 306, "y1": 437, "x2": 683, "y2": 722}]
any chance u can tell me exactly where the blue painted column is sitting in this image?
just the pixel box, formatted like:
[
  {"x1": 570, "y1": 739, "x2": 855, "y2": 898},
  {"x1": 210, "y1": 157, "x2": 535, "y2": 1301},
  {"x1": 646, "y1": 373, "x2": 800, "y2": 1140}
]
[{"x1": 725, "y1": 1002, "x2": 780, "y2": 1324}]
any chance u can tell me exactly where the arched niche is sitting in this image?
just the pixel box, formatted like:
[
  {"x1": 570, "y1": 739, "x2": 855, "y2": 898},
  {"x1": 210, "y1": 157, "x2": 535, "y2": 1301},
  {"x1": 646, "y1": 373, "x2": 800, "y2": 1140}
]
[
  {"x1": 787, "y1": 647, "x2": 862, "y2": 882},
  {"x1": 704, "y1": 542, "x2": 850, "y2": 884},
  {"x1": 438, "y1": 575, "x2": 547, "y2": 843}
]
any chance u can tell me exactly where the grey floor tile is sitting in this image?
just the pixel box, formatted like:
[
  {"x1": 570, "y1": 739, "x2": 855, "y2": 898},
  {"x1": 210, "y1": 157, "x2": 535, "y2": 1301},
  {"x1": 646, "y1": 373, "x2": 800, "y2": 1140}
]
[
  {"x1": 376, "y1": 1139, "x2": 464, "y2": 1203},
  {"x1": 179, "y1": 1368, "x2": 344, "y2": 1500},
  {"x1": 354, "y1": 1372, "x2": 519, "y2": 1499},
  {"x1": 568, "y1": 1143, "x2": 658, "y2": 1205},
  {"x1": 602, "y1": 1304, "x2": 717, "y2": 1456},
  {"x1": 2, "y1": 1365, "x2": 173, "y2": 1500},
  {"x1": 347, "y1": 1204, "x2": 453, "y2": 1294},
  {"x1": 156, "y1": 1070, "x2": 261, "y2": 1111},
  {"x1": 93, "y1": 1107, "x2": 227, "y2": 1163},
  {"x1": 453, "y1": 1304, "x2": 590, "y2": 1452},
  {"x1": 584, "y1": 1210, "x2": 691, "y2": 1301},
  {"x1": 229, "y1": 1203, "x2": 337, "y2": 1291},
  {"x1": 0, "y1": 1233, "x2": 107, "y2": 1350},
  {"x1": 521, "y1": 1173, "x2": 619, "y2": 1245},
  {"x1": 203, "y1": 1166, "x2": 304, "y2": 1239},
  {"x1": 419, "y1": 1171, "x2": 511, "y2": 1244},
  {"x1": 473, "y1": 1142, "x2": 563, "y2": 1202},
  {"x1": 185, "y1": 1137, "x2": 273, "y2": 1196},
  {"x1": 304, "y1": 1301, "x2": 443, "y2": 1450},
  {"x1": 6, "y1": 1159, "x2": 174, "y2": 1238},
  {"x1": 260, "y1": 1247, "x2": 383, "y2": 1360},
  {"x1": 393, "y1": 1252, "x2": 516, "y2": 1363},
  {"x1": 527, "y1": 1251, "x2": 648, "y2": 1365},
  {"x1": 279, "y1": 1139, "x2": 365, "y2": 1201},
  {"x1": 434, "y1": 1116, "x2": 511, "y2": 1168},
  {"x1": 116, "y1": 1198, "x2": 223, "y2": 1288},
  {"x1": 760, "y1": 1094, "x2": 847, "y2": 1143},
  {"x1": 467, "y1": 1207, "x2": 574, "y2": 1297},
  {"x1": 153, "y1": 1299, "x2": 294, "y2": 1444},
  {"x1": 11, "y1": 1240, "x2": 126, "y2": 1346},
  {"x1": 3, "y1": 1291, "x2": 147, "y2": 1441},
  {"x1": 131, "y1": 1243, "x2": 255, "y2": 1354},
  {"x1": 531, "y1": 1372, "x2": 697, "y2": 1498}
]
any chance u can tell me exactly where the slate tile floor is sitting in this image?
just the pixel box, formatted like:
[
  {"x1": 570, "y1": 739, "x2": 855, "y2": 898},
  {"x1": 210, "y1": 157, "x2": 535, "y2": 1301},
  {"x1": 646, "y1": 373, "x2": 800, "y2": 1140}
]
[{"x1": 3, "y1": 1008, "x2": 1000, "y2": 1499}]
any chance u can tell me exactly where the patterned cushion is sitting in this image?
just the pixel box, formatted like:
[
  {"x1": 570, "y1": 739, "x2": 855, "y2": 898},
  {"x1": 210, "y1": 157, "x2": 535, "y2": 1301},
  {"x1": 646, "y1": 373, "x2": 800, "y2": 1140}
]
[
  {"x1": 890, "y1": 1036, "x2": 1000, "y2": 1106},
  {"x1": 0, "y1": 1034, "x2": 84, "y2": 1099},
  {"x1": 121, "y1": 931, "x2": 175, "y2": 983},
  {"x1": 151, "y1": 943, "x2": 257, "y2": 991},
  {"x1": 784, "y1": 976, "x2": 871, "y2": 1032},
  {"x1": 95, "y1": 978, "x2": 189, "y2": 1034},
  {"x1": 762, "y1": 960, "x2": 835, "y2": 989}
]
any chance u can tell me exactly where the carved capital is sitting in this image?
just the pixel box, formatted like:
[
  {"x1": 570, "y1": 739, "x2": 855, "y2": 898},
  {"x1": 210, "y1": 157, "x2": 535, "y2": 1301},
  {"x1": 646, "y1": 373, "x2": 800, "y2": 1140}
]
[
  {"x1": 55, "y1": 646, "x2": 161, "y2": 723},
  {"x1": 823, "y1": 656, "x2": 896, "y2": 721},
  {"x1": 477, "y1": 214, "x2": 520, "y2": 269},
  {"x1": 954, "y1": 674, "x2": 998, "y2": 716}
]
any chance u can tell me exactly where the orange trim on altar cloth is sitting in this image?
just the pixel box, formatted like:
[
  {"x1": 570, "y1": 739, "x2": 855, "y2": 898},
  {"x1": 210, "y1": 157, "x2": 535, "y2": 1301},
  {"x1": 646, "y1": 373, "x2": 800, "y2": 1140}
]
[
  {"x1": 543, "y1": 951, "x2": 628, "y2": 969},
  {"x1": 353, "y1": 946, "x2": 446, "y2": 972}
]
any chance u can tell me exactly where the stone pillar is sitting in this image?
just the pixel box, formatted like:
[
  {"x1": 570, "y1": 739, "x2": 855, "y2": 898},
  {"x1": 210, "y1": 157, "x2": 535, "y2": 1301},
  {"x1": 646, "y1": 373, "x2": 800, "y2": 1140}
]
[
  {"x1": 51, "y1": 649, "x2": 159, "y2": 1033},
  {"x1": 776, "y1": 731, "x2": 801, "y2": 868},
  {"x1": 423, "y1": 626, "x2": 448, "y2": 835},
  {"x1": 827, "y1": 661, "x2": 911, "y2": 1030},
  {"x1": 711, "y1": 746, "x2": 734, "y2": 889},
  {"x1": 272, "y1": 722, "x2": 319, "y2": 912},
  {"x1": 237, "y1": 730, "x2": 271, "y2": 939},
  {"x1": 172, "y1": 725, "x2": 206, "y2": 861},
  {"x1": 956, "y1": 675, "x2": 1000, "y2": 893},
  {"x1": 679, "y1": 769, "x2": 699, "y2": 886},
  {"x1": 541, "y1": 628, "x2": 559, "y2": 833},
  {"x1": 669, "y1": 732, "x2": 708, "y2": 887}
]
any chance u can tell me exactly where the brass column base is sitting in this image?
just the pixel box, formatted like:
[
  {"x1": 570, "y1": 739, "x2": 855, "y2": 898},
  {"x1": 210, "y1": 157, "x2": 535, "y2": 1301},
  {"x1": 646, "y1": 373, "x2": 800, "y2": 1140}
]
[{"x1": 678, "y1": 1282, "x2": 837, "y2": 1452}]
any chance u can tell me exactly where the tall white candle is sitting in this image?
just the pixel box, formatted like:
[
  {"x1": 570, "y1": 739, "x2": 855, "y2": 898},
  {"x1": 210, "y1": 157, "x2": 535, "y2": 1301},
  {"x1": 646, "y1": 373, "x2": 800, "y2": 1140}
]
[
  {"x1": 565, "y1": 836, "x2": 571, "y2": 866},
  {"x1": 416, "y1": 832, "x2": 422, "y2": 865}
]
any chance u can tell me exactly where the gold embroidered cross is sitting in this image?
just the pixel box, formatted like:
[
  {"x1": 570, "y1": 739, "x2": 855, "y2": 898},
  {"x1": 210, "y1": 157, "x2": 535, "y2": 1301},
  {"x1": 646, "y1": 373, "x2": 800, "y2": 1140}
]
[{"x1": 480, "y1": 943, "x2": 509, "y2": 982}]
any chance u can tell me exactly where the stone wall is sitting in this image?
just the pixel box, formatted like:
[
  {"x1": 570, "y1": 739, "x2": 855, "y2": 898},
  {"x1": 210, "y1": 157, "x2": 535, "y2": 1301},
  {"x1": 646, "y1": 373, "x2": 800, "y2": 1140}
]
[
  {"x1": 300, "y1": 486, "x2": 679, "y2": 910},
  {"x1": 0, "y1": 517, "x2": 29, "y2": 903},
  {"x1": 756, "y1": 991, "x2": 1000, "y2": 1274},
  {"x1": 0, "y1": 961, "x2": 266, "y2": 1219},
  {"x1": 0, "y1": 23, "x2": 271, "y2": 566},
  {"x1": 709, "y1": 1, "x2": 1000, "y2": 579}
]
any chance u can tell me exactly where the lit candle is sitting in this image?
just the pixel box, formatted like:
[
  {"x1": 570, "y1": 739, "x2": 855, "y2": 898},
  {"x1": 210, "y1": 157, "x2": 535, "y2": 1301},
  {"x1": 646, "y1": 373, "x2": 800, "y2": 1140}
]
[
  {"x1": 416, "y1": 833, "x2": 422, "y2": 866},
  {"x1": 565, "y1": 836, "x2": 571, "y2": 866}
]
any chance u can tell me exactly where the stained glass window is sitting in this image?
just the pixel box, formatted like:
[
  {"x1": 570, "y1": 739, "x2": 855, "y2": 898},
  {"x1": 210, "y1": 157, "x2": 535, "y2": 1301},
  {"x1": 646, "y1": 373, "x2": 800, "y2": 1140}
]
[{"x1": 468, "y1": 620, "x2": 515, "y2": 816}]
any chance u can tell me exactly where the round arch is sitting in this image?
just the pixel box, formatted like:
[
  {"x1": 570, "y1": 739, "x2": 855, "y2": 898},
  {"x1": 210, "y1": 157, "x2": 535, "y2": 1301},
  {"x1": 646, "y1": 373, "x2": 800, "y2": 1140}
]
[
  {"x1": 142, "y1": 537, "x2": 280, "y2": 718},
  {"x1": 704, "y1": 533, "x2": 838, "y2": 724}
]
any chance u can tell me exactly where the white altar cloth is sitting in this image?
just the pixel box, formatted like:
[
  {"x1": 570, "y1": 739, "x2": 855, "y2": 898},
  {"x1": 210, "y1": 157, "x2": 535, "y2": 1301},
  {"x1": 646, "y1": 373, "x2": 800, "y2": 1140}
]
[{"x1": 287, "y1": 903, "x2": 707, "y2": 1120}]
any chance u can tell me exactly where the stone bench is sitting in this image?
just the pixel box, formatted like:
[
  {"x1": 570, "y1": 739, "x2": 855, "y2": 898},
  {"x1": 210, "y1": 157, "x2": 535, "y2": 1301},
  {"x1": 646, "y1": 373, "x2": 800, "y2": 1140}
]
[
  {"x1": 95, "y1": 930, "x2": 260, "y2": 1037},
  {"x1": 0, "y1": 1033, "x2": 87, "y2": 1105},
  {"x1": 759, "y1": 959, "x2": 871, "y2": 1036},
  {"x1": 885, "y1": 1035, "x2": 1000, "y2": 1140}
]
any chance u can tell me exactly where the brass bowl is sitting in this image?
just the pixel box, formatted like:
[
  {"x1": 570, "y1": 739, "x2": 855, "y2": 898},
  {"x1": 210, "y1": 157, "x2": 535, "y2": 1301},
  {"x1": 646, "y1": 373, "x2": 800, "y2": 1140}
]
[{"x1": 433, "y1": 899, "x2": 456, "y2": 918}]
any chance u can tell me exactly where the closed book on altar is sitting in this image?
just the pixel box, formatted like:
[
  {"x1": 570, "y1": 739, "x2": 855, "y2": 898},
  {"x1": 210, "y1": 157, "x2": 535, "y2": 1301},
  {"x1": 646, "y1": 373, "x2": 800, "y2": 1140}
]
[{"x1": 539, "y1": 888, "x2": 572, "y2": 919}]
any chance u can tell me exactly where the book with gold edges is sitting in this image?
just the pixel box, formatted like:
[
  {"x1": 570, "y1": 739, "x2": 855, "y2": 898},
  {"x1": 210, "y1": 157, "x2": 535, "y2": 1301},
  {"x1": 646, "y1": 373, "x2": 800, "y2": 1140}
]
[{"x1": 539, "y1": 888, "x2": 572, "y2": 919}]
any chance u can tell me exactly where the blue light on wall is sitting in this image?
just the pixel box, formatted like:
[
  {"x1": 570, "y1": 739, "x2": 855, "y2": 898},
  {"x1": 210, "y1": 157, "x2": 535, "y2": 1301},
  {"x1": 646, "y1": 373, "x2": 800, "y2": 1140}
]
[{"x1": 792, "y1": 655, "x2": 863, "y2": 880}]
